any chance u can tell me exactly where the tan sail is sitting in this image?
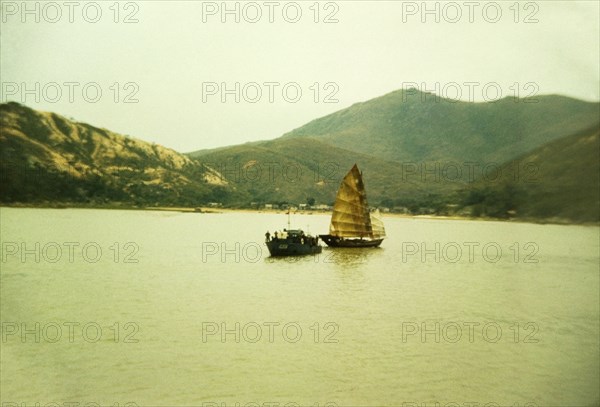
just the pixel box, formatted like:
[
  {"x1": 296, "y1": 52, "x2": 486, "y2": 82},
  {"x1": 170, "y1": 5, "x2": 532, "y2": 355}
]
[
  {"x1": 370, "y1": 209, "x2": 386, "y2": 238},
  {"x1": 329, "y1": 164, "x2": 376, "y2": 238}
]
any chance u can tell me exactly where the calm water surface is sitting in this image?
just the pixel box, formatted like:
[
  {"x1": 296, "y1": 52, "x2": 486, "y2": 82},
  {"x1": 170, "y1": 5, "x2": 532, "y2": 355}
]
[{"x1": 1, "y1": 208, "x2": 598, "y2": 406}]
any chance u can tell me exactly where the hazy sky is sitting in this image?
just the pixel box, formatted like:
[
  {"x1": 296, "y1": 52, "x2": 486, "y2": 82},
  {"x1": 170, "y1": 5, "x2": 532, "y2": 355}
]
[{"x1": 1, "y1": 0, "x2": 599, "y2": 152}]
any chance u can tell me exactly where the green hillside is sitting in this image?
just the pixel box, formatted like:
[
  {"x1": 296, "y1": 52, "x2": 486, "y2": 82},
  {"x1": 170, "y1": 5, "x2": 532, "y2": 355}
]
[
  {"x1": 189, "y1": 89, "x2": 599, "y2": 221},
  {"x1": 191, "y1": 136, "x2": 458, "y2": 207},
  {"x1": 0, "y1": 102, "x2": 237, "y2": 206},
  {"x1": 460, "y1": 125, "x2": 600, "y2": 222},
  {"x1": 280, "y1": 89, "x2": 599, "y2": 164},
  {"x1": 2, "y1": 88, "x2": 599, "y2": 224}
]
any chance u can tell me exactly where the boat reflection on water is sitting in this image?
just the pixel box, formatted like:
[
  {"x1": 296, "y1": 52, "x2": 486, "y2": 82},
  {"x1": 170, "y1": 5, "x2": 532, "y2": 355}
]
[{"x1": 264, "y1": 246, "x2": 382, "y2": 266}]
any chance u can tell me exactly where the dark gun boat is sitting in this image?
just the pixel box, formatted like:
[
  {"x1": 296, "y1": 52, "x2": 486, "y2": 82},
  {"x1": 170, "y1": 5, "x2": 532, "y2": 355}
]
[
  {"x1": 265, "y1": 229, "x2": 322, "y2": 256},
  {"x1": 319, "y1": 164, "x2": 386, "y2": 248}
]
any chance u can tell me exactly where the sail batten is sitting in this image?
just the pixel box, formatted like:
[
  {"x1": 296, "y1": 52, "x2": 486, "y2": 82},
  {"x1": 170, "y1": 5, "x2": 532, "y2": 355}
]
[{"x1": 328, "y1": 164, "x2": 385, "y2": 239}]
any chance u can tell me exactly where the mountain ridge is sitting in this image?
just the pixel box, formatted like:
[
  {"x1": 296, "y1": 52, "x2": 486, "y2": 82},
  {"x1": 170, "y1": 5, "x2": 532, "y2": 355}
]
[
  {"x1": 1, "y1": 88, "x2": 599, "y2": 223},
  {"x1": 461, "y1": 123, "x2": 599, "y2": 222},
  {"x1": 0, "y1": 102, "x2": 237, "y2": 206},
  {"x1": 276, "y1": 89, "x2": 599, "y2": 164}
]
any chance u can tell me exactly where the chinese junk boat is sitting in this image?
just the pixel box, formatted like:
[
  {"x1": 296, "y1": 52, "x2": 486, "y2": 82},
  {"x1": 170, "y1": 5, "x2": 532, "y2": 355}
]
[{"x1": 319, "y1": 164, "x2": 386, "y2": 248}]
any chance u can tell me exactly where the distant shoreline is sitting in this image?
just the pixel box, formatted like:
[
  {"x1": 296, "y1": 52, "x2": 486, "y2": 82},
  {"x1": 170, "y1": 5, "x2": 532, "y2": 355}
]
[{"x1": 1, "y1": 203, "x2": 597, "y2": 227}]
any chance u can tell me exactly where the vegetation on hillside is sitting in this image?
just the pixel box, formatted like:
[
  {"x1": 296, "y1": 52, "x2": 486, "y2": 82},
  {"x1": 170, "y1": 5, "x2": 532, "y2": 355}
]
[
  {"x1": 459, "y1": 125, "x2": 600, "y2": 222},
  {"x1": 0, "y1": 102, "x2": 237, "y2": 207},
  {"x1": 1, "y1": 89, "x2": 598, "y2": 224},
  {"x1": 280, "y1": 89, "x2": 599, "y2": 165}
]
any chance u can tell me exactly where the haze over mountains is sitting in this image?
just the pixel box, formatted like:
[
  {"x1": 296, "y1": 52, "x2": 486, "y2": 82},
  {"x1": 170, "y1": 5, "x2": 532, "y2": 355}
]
[{"x1": 1, "y1": 89, "x2": 599, "y2": 223}]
